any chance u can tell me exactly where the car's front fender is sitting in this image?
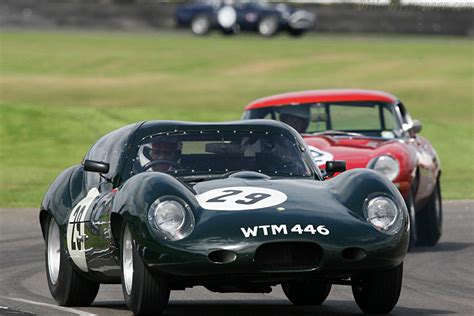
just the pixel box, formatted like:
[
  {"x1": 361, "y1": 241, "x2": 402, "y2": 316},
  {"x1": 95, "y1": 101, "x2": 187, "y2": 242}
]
[{"x1": 112, "y1": 172, "x2": 199, "y2": 246}]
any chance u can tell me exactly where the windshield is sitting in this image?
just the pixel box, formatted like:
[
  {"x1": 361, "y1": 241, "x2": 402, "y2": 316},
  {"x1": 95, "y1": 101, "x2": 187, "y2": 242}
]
[
  {"x1": 131, "y1": 130, "x2": 312, "y2": 178},
  {"x1": 245, "y1": 102, "x2": 402, "y2": 139}
]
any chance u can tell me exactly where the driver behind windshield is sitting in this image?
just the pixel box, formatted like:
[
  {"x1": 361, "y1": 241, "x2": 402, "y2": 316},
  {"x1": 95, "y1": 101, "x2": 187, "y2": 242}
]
[
  {"x1": 135, "y1": 131, "x2": 312, "y2": 177},
  {"x1": 279, "y1": 105, "x2": 310, "y2": 133},
  {"x1": 149, "y1": 139, "x2": 182, "y2": 172}
]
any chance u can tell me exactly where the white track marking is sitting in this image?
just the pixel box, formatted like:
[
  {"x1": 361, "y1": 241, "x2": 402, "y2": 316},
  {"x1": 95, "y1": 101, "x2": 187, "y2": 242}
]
[
  {"x1": 3, "y1": 297, "x2": 97, "y2": 316},
  {"x1": 308, "y1": 145, "x2": 333, "y2": 167}
]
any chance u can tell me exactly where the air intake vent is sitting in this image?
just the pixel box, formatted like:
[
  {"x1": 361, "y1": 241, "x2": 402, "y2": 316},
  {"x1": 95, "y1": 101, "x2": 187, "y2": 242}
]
[{"x1": 255, "y1": 242, "x2": 321, "y2": 271}]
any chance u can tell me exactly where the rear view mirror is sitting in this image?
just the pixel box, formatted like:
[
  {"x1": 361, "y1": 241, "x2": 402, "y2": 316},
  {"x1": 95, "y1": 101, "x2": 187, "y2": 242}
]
[
  {"x1": 325, "y1": 160, "x2": 346, "y2": 177},
  {"x1": 409, "y1": 120, "x2": 422, "y2": 135},
  {"x1": 83, "y1": 159, "x2": 110, "y2": 174}
]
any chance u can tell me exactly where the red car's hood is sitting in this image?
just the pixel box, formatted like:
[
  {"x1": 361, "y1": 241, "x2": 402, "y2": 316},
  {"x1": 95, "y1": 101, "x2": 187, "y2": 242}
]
[{"x1": 303, "y1": 135, "x2": 395, "y2": 169}]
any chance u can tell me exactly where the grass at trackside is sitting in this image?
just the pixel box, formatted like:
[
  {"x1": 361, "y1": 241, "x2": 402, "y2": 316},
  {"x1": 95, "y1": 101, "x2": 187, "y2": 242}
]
[{"x1": 0, "y1": 31, "x2": 473, "y2": 206}]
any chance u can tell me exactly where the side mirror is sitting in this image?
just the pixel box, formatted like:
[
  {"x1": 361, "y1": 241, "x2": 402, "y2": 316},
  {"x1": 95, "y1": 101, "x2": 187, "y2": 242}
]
[
  {"x1": 409, "y1": 120, "x2": 422, "y2": 135},
  {"x1": 325, "y1": 160, "x2": 346, "y2": 176},
  {"x1": 83, "y1": 159, "x2": 110, "y2": 174}
]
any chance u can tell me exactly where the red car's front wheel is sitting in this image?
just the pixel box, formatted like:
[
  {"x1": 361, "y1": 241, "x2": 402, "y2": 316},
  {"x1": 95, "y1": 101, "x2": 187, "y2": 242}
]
[{"x1": 416, "y1": 180, "x2": 442, "y2": 246}]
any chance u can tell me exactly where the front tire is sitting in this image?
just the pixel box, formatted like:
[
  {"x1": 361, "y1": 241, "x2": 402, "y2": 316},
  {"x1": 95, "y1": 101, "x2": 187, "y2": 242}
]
[
  {"x1": 416, "y1": 180, "x2": 442, "y2": 246},
  {"x1": 352, "y1": 263, "x2": 403, "y2": 314},
  {"x1": 405, "y1": 190, "x2": 417, "y2": 251},
  {"x1": 282, "y1": 280, "x2": 331, "y2": 305},
  {"x1": 120, "y1": 223, "x2": 170, "y2": 316},
  {"x1": 45, "y1": 216, "x2": 99, "y2": 306}
]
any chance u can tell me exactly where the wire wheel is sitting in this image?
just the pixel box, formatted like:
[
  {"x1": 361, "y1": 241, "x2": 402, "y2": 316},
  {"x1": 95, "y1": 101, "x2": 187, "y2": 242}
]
[
  {"x1": 258, "y1": 17, "x2": 278, "y2": 37},
  {"x1": 191, "y1": 16, "x2": 210, "y2": 35}
]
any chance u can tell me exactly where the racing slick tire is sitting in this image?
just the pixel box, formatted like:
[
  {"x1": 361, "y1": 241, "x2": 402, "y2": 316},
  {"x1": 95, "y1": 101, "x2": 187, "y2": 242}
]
[
  {"x1": 405, "y1": 189, "x2": 417, "y2": 251},
  {"x1": 416, "y1": 180, "x2": 442, "y2": 246},
  {"x1": 258, "y1": 16, "x2": 279, "y2": 37},
  {"x1": 120, "y1": 222, "x2": 170, "y2": 316},
  {"x1": 45, "y1": 216, "x2": 99, "y2": 306},
  {"x1": 282, "y1": 281, "x2": 331, "y2": 305},
  {"x1": 351, "y1": 263, "x2": 403, "y2": 314},
  {"x1": 191, "y1": 15, "x2": 211, "y2": 36}
]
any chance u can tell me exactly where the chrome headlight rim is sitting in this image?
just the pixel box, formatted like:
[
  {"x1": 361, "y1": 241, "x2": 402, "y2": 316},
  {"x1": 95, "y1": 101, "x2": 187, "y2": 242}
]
[
  {"x1": 363, "y1": 193, "x2": 404, "y2": 235},
  {"x1": 367, "y1": 154, "x2": 400, "y2": 182},
  {"x1": 148, "y1": 196, "x2": 195, "y2": 241}
]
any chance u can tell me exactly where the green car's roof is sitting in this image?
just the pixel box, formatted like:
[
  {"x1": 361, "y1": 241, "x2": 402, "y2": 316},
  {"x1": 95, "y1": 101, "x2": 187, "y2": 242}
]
[{"x1": 137, "y1": 119, "x2": 293, "y2": 137}]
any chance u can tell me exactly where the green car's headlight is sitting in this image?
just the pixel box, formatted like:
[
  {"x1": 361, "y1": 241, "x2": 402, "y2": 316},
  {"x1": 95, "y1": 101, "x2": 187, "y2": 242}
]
[
  {"x1": 367, "y1": 155, "x2": 400, "y2": 182},
  {"x1": 363, "y1": 195, "x2": 403, "y2": 235},
  {"x1": 148, "y1": 198, "x2": 195, "y2": 241}
]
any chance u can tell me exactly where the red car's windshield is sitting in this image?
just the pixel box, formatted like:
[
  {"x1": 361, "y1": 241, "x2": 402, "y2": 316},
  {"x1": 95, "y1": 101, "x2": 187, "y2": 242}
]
[{"x1": 244, "y1": 102, "x2": 403, "y2": 139}]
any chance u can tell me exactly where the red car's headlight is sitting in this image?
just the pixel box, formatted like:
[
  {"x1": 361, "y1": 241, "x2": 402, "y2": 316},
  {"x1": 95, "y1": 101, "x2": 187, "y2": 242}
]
[{"x1": 367, "y1": 155, "x2": 400, "y2": 182}]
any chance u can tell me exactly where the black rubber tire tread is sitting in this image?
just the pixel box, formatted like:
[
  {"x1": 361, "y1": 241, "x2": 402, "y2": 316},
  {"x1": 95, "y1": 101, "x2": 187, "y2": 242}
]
[
  {"x1": 416, "y1": 180, "x2": 442, "y2": 246},
  {"x1": 45, "y1": 216, "x2": 100, "y2": 306},
  {"x1": 282, "y1": 281, "x2": 331, "y2": 306},
  {"x1": 352, "y1": 263, "x2": 403, "y2": 314},
  {"x1": 405, "y1": 189, "x2": 417, "y2": 251},
  {"x1": 121, "y1": 222, "x2": 170, "y2": 316}
]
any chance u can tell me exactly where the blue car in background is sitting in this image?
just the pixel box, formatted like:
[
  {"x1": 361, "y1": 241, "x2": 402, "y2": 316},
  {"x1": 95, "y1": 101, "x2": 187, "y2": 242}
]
[{"x1": 175, "y1": 0, "x2": 316, "y2": 37}]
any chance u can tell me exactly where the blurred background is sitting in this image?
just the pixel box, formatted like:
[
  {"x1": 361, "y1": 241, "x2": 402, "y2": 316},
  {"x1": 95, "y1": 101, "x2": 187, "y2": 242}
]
[{"x1": 0, "y1": 0, "x2": 473, "y2": 207}]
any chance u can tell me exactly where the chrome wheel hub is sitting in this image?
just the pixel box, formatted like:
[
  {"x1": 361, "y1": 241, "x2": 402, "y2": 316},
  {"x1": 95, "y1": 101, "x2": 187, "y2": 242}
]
[
  {"x1": 192, "y1": 18, "x2": 209, "y2": 35},
  {"x1": 434, "y1": 189, "x2": 442, "y2": 226},
  {"x1": 408, "y1": 195, "x2": 417, "y2": 238},
  {"x1": 47, "y1": 219, "x2": 61, "y2": 285},
  {"x1": 259, "y1": 20, "x2": 276, "y2": 36},
  {"x1": 123, "y1": 225, "x2": 134, "y2": 295}
]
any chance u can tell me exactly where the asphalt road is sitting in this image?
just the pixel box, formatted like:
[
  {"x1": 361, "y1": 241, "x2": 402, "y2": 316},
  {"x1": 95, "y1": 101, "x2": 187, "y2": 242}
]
[{"x1": 0, "y1": 201, "x2": 473, "y2": 316}]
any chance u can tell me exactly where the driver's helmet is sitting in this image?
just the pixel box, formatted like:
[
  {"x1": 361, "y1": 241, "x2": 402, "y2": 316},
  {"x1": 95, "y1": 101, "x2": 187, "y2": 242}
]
[
  {"x1": 279, "y1": 105, "x2": 310, "y2": 133},
  {"x1": 136, "y1": 139, "x2": 182, "y2": 172},
  {"x1": 150, "y1": 140, "x2": 182, "y2": 162}
]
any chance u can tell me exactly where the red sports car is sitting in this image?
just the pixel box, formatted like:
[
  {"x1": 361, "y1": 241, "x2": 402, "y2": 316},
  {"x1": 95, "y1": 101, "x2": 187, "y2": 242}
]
[{"x1": 243, "y1": 89, "x2": 442, "y2": 247}]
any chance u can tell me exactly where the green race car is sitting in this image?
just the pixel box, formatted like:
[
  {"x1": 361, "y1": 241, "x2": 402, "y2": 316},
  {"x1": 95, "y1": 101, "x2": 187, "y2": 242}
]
[{"x1": 40, "y1": 120, "x2": 409, "y2": 315}]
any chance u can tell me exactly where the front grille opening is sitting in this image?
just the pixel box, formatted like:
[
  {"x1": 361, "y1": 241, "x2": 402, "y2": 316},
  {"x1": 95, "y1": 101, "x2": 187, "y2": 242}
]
[{"x1": 254, "y1": 242, "x2": 321, "y2": 271}]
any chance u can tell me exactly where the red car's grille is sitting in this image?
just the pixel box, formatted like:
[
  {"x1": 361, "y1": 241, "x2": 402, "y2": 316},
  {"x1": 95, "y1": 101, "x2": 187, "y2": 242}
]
[{"x1": 254, "y1": 242, "x2": 321, "y2": 271}]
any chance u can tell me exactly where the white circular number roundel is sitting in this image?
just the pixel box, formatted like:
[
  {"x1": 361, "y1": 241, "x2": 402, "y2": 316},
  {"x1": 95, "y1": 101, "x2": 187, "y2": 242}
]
[
  {"x1": 217, "y1": 6, "x2": 237, "y2": 28},
  {"x1": 308, "y1": 145, "x2": 334, "y2": 167},
  {"x1": 196, "y1": 187, "x2": 287, "y2": 211}
]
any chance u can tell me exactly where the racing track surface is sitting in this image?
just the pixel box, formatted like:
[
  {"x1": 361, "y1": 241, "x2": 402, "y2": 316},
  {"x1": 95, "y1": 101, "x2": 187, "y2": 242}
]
[{"x1": 0, "y1": 201, "x2": 473, "y2": 316}]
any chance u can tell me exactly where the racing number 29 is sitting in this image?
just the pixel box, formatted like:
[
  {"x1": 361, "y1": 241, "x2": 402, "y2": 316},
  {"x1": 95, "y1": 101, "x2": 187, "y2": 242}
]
[
  {"x1": 70, "y1": 205, "x2": 86, "y2": 251},
  {"x1": 207, "y1": 190, "x2": 271, "y2": 205}
]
